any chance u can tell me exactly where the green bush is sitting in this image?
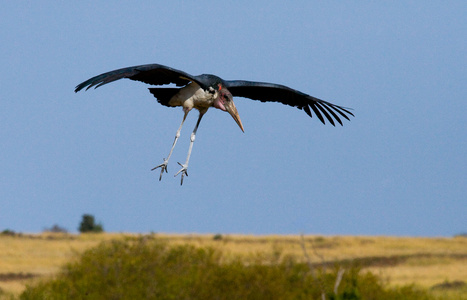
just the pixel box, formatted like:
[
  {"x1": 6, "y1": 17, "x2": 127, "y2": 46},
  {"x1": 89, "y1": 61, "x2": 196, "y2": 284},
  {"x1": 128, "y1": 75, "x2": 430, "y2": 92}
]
[
  {"x1": 213, "y1": 233, "x2": 223, "y2": 241},
  {"x1": 78, "y1": 214, "x2": 103, "y2": 233},
  {"x1": 20, "y1": 237, "x2": 433, "y2": 300},
  {"x1": 1, "y1": 229, "x2": 16, "y2": 236}
]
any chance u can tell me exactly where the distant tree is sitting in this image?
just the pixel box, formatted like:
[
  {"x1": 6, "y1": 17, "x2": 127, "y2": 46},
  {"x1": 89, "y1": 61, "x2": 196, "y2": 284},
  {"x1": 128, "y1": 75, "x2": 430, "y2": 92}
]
[
  {"x1": 44, "y1": 224, "x2": 68, "y2": 233},
  {"x1": 1, "y1": 229, "x2": 16, "y2": 236},
  {"x1": 78, "y1": 214, "x2": 104, "y2": 233}
]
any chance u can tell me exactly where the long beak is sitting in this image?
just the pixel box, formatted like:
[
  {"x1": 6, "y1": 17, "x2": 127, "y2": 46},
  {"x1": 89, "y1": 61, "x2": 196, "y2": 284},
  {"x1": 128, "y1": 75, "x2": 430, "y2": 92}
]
[{"x1": 225, "y1": 100, "x2": 244, "y2": 132}]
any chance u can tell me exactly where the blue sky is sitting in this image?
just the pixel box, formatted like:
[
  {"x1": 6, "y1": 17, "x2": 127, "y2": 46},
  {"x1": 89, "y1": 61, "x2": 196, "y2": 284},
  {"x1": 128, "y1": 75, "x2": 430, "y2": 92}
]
[{"x1": 1, "y1": 1, "x2": 465, "y2": 236}]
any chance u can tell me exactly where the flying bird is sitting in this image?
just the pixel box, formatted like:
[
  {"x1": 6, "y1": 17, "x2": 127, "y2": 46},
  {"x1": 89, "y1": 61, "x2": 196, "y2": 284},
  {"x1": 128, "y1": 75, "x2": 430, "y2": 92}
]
[{"x1": 75, "y1": 63, "x2": 353, "y2": 185}]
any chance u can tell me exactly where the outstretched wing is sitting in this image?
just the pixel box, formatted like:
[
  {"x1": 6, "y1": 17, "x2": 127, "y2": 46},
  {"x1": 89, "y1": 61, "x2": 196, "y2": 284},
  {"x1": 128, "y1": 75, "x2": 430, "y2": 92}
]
[
  {"x1": 75, "y1": 64, "x2": 200, "y2": 92},
  {"x1": 225, "y1": 80, "x2": 353, "y2": 126}
]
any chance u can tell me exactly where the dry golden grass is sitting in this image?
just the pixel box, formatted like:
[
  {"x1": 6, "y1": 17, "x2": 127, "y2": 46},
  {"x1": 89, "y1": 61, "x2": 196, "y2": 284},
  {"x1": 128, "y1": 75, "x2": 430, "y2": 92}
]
[{"x1": 0, "y1": 233, "x2": 466, "y2": 298}]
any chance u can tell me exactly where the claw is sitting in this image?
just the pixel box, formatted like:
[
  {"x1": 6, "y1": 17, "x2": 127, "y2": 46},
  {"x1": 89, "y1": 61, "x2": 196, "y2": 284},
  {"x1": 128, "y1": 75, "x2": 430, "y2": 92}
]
[
  {"x1": 175, "y1": 162, "x2": 188, "y2": 185},
  {"x1": 151, "y1": 158, "x2": 169, "y2": 181}
]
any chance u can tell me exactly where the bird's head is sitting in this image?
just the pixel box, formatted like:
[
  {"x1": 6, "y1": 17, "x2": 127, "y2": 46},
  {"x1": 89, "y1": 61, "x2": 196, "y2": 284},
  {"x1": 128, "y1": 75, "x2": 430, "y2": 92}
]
[{"x1": 213, "y1": 84, "x2": 244, "y2": 132}]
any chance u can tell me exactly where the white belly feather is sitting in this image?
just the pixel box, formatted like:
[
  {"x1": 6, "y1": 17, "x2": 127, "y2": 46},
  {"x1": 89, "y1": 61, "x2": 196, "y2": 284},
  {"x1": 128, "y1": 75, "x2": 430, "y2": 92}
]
[{"x1": 168, "y1": 82, "x2": 217, "y2": 112}]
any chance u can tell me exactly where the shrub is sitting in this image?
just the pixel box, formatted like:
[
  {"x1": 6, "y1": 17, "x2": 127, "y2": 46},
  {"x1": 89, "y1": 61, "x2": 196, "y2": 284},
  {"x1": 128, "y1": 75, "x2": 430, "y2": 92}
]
[
  {"x1": 78, "y1": 214, "x2": 103, "y2": 233},
  {"x1": 20, "y1": 238, "x2": 434, "y2": 300},
  {"x1": 1, "y1": 229, "x2": 16, "y2": 236},
  {"x1": 43, "y1": 224, "x2": 68, "y2": 233}
]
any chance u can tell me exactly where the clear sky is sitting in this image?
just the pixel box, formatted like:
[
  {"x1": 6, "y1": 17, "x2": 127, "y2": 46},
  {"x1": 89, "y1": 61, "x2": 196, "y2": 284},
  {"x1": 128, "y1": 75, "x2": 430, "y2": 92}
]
[{"x1": 1, "y1": 2, "x2": 465, "y2": 236}]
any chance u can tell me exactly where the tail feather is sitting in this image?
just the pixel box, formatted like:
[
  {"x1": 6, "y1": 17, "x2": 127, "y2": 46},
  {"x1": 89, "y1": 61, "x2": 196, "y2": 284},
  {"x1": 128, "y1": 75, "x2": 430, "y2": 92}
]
[{"x1": 148, "y1": 88, "x2": 180, "y2": 107}]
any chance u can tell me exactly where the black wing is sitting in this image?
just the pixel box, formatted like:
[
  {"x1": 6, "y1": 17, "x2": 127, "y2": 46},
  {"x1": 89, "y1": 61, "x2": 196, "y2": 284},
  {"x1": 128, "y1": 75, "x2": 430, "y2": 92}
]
[
  {"x1": 75, "y1": 64, "x2": 200, "y2": 93},
  {"x1": 225, "y1": 80, "x2": 353, "y2": 126}
]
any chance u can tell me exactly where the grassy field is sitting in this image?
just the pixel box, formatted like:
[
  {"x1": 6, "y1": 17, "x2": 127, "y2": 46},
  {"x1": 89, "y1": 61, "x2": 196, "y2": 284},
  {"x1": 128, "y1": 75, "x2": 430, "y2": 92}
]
[{"x1": 0, "y1": 232, "x2": 466, "y2": 298}]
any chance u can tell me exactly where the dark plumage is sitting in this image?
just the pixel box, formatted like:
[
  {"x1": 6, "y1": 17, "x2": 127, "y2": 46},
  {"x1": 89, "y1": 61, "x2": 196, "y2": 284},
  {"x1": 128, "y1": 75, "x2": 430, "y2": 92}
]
[{"x1": 75, "y1": 63, "x2": 353, "y2": 125}]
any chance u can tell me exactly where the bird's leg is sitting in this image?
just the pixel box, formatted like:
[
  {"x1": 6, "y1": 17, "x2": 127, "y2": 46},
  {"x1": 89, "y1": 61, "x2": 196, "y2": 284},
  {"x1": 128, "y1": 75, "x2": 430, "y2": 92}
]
[
  {"x1": 175, "y1": 111, "x2": 205, "y2": 185},
  {"x1": 152, "y1": 110, "x2": 189, "y2": 181}
]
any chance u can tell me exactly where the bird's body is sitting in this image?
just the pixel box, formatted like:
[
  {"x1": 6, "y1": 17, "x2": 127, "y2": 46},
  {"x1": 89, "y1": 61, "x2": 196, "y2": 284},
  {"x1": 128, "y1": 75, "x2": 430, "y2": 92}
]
[
  {"x1": 165, "y1": 82, "x2": 214, "y2": 111},
  {"x1": 157, "y1": 82, "x2": 229, "y2": 115},
  {"x1": 75, "y1": 63, "x2": 353, "y2": 184}
]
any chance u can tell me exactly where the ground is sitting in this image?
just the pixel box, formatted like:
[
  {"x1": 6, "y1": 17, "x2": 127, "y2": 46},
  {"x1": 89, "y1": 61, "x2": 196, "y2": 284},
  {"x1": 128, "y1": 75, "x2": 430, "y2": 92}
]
[{"x1": 0, "y1": 233, "x2": 466, "y2": 298}]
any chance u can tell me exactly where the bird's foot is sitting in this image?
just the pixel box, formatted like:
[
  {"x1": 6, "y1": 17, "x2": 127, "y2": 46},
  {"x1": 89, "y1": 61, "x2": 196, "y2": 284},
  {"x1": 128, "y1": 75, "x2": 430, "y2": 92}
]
[
  {"x1": 174, "y1": 162, "x2": 188, "y2": 185},
  {"x1": 151, "y1": 158, "x2": 169, "y2": 181}
]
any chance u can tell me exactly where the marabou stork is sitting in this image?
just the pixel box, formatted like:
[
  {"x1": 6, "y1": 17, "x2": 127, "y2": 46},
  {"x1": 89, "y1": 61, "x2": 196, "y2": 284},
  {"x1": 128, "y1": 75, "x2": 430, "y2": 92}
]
[{"x1": 75, "y1": 63, "x2": 353, "y2": 185}]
